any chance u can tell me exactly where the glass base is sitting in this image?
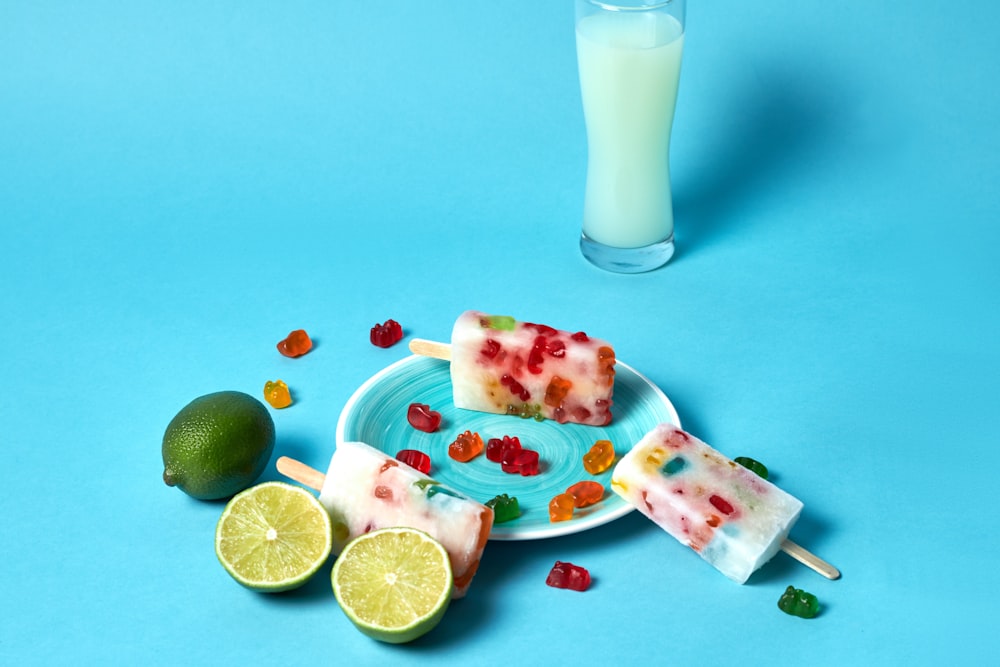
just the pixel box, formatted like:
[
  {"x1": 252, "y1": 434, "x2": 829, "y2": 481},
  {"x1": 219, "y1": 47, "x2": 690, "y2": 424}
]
[{"x1": 580, "y1": 233, "x2": 675, "y2": 273}]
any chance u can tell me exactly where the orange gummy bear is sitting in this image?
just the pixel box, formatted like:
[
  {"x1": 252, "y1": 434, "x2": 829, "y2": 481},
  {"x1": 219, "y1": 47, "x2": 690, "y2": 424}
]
[
  {"x1": 548, "y1": 493, "x2": 575, "y2": 522},
  {"x1": 583, "y1": 439, "x2": 615, "y2": 475},
  {"x1": 448, "y1": 430, "x2": 484, "y2": 463},
  {"x1": 277, "y1": 329, "x2": 312, "y2": 358},
  {"x1": 543, "y1": 375, "x2": 572, "y2": 408},
  {"x1": 566, "y1": 481, "x2": 604, "y2": 508}
]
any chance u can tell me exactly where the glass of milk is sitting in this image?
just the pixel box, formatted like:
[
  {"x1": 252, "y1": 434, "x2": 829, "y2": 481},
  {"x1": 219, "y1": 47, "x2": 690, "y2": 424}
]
[{"x1": 575, "y1": 0, "x2": 685, "y2": 273}]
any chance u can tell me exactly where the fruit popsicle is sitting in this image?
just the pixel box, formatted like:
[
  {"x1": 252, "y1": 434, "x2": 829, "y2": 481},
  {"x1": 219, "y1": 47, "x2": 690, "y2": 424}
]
[
  {"x1": 316, "y1": 441, "x2": 493, "y2": 599},
  {"x1": 611, "y1": 423, "x2": 803, "y2": 584},
  {"x1": 412, "y1": 310, "x2": 616, "y2": 426}
]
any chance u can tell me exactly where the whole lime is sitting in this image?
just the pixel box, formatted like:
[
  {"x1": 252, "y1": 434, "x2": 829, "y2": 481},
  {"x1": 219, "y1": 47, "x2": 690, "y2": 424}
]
[{"x1": 162, "y1": 391, "x2": 275, "y2": 500}]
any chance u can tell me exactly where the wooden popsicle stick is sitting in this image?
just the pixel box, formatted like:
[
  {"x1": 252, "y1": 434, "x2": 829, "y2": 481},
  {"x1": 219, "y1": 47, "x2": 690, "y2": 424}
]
[
  {"x1": 276, "y1": 456, "x2": 324, "y2": 492},
  {"x1": 781, "y1": 539, "x2": 841, "y2": 580},
  {"x1": 409, "y1": 338, "x2": 451, "y2": 361},
  {"x1": 277, "y1": 455, "x2": 841, "y2": 581}
]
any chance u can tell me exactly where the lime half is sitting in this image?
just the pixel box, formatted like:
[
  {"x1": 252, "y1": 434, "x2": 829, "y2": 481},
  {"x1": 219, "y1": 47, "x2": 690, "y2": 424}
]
[
  {"x1": 215, "y1": 481, "x2": 332, "y2": 592},
  {"x1": 332, "y1": 527, "x2": 453, "y2": 643}
]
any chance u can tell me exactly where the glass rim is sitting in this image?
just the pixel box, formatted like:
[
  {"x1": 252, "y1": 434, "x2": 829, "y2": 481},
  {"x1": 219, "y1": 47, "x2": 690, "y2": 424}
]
[{"x1": 581, "y1": 0, "x2": 680, "y2": 11}]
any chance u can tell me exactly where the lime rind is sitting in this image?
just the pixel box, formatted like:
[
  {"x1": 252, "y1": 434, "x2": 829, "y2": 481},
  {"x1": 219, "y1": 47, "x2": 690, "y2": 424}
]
[
  {"x1": 332, "y1": 527, "x2": 453, "y2": 643},
  {"x1": 162, "y1": 391, "x2": 275, "y2": 500},
  {"x1": 215, "y1": 481, "x2": 333, "y2": 592}
]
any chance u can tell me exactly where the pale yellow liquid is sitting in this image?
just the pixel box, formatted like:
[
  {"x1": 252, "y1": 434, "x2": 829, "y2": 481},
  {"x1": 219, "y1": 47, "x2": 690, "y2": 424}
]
[{"x1": 577, "y1": 12, "x2": 684, "y2": 248}]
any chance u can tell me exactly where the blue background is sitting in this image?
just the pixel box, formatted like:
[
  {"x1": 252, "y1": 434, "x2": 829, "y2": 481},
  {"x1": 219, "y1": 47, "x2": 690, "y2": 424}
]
[{"x1": 2, "y1": 1, "x2": 997, "y2": 664}]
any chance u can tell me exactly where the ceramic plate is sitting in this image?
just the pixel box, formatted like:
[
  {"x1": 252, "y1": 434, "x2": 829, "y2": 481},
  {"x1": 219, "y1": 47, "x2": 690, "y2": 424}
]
[{"x1": 336, "y1": 354, "x2": 679, "y2": 540}]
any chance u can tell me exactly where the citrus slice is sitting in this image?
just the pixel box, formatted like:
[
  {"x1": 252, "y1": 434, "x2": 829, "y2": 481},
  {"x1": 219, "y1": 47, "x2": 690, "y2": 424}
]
[
  {"x1": 332, "y1": 527, "x2": 453, "y2": 643},
  {"x1": 215, "y1": 481, "x2": 332, "y2": 592}
]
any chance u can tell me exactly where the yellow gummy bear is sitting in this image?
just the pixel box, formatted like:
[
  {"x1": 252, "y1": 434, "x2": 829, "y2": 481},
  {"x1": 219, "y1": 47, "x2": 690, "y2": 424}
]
[{"x1": 263, "y1": 379, "x2": 292, "y2": 409}]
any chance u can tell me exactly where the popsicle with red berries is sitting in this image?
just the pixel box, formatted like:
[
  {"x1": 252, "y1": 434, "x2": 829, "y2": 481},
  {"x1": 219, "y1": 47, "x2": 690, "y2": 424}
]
[{"x1": 410, "y1": 310, "x2": 616, "y2": 426}]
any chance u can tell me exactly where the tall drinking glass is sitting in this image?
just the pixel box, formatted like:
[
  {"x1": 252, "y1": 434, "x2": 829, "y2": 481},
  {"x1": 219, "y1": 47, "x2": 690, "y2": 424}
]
[{"x1": 575, "y1": 0, "x2": 686, "y2": 273}]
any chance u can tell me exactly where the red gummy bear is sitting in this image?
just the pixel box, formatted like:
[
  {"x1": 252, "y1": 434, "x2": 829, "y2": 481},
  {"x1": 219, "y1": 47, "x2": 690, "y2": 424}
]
[
  {"x1": 546, "y1": 561, "x2": 591, "y2": 591},
  {"x1": 396, "y1": 449, "x2": 431, "y2": 474},
  {"x1": 486, "y1": 435, "x2": 522, "y2": 463},
  {"x1": 277, "y1": 329, "x2": 313, "y2": 358},
  {"x1": 407, "y1": 403, "x2": 442, "y2": 433},
  {"x1": 370, "y1": 319, "x2": 403, "y2": 348},
  {"x1": 501, "y1": 448, "x2": 539, "y2": 476}
]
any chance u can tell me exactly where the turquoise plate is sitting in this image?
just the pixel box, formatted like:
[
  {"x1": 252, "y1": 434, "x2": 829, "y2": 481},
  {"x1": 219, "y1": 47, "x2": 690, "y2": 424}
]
[{"x1": 336, "y1": 354, "x2": 680, "y2": 540}]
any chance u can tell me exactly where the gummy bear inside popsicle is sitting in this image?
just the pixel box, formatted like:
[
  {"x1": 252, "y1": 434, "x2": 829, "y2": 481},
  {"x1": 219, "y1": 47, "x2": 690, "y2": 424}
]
[
  {"x1": 611, "y1": 423, "x2": 803, "y2": 584},
  {"x1": 449, "y1": 310, "x2": 616, "y2": 426},
  {"x1": 317, "y1": 441, "x2": 493, "y2": 599}
]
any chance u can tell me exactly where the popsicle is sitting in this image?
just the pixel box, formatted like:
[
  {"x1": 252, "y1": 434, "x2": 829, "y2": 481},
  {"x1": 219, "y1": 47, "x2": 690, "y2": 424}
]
[
  {"x1": 410, "y1": 310, "x2": 616, "y2": 426},
  {"x1": 276, "y1": 442, "x2": 493, "y2": 599},
  {"x1": 611, "y1": 423, "x2": 838, "y2": 583}
]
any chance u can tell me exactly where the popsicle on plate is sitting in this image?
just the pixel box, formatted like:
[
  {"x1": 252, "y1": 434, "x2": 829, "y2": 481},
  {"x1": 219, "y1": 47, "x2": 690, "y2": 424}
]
[
  {"x1": 316, "y1": 441, "x2": 493, "y2": 599},
  {"x1": 412, "y1": 310, "x2": 616, "y2": 426},
  {"x1": 611, "y1": 423, "x2": 803, "y2": 584}
]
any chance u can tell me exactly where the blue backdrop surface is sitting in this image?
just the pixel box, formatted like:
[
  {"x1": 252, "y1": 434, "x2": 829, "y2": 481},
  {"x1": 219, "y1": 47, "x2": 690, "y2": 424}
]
[{"x1": 2, "y1": 1, "x2": 997, "y2": 664}]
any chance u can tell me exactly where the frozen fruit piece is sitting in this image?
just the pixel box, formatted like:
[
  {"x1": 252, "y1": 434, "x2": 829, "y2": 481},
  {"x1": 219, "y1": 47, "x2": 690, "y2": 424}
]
[
  {"x1": 485, "y1": 494, "x2": 520, "y2": 523},
  {"x1": 370, "y1": 319, "x2": 403, "y2": 348},
  {"x1": 566, "y1": 481, "x2": 603, "y2": 508},
  {"x1": 262, "y1": 379, "x2": 292, "y2": 409},
  {"x1": 449, "y1": 310, "x2": 615, "y2": 426},
  {"x1": 501, "y1": 448, "x2": 539, "y2": 476},
  {"x1": 396, "y1": 449, "x2": 431, "y2": 474},
  {"x1": 407, "y1": 403, "x2": 442, "y2": 433},
  {"x1": 778, "y1": 586, "x2": 820, "y2": 618},
  {"x1": 317, "y1": 441, "x2": 493, "y2": 599},
  {"x1": 277, "y1": 329, "x2": 312, "y2": 357},
  {"x1": 545, "y1": 561, "x2": 591, "y2": 591},
  {"x1": 583, "y1": 439, "x2": 615, "y2": 474},
  {"x1": 548, "y1": 493, "x2": 575, "y2": 522},
  {"x1": 448, "y1": 431, "x2": 484, "y2": 463}
]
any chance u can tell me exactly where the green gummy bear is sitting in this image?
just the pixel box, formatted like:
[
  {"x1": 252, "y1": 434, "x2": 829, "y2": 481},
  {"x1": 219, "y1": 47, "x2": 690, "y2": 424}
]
[
  {"x1": 734, "y1": 456, "x2": 769, "y2": 480},
  {"x1": 486, "y1": 494, "x2": 520, "y2": 523},
  {"x1": 777, "y1": 585, "x2": 820, "y2": 618},
  {"x1": 485, "y1": 315, "x2": 516, "y2": 331}
]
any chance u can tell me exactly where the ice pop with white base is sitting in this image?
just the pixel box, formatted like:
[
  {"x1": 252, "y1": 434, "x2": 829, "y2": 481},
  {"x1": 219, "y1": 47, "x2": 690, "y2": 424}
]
[
  {"x1": 411, "y1": 310, "x2": 616, "y2": 426},
  {"x1": 313, "y1": 441, "x2": 493, "y2": 599},
  {"x1": 611, "y1": 423, "x2": 805, "y2": 583}
]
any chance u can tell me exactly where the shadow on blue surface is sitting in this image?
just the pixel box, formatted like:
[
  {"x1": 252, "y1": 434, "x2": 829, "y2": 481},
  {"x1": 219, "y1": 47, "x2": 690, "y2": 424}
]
[{"x1": 673, "y1": 61, "x2": 851, "y2": 261}]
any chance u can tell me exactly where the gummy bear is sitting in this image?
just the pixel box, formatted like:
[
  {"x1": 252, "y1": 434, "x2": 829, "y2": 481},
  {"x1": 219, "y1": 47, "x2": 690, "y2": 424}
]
[
  {"x1": 501, "y1": 448, "x2": 539, "y2": 476},
  {"x1": 735, "y1": 456, "x2": 769, "y2": 480},
  {"x1": 276, "y1": 329, "x2": 312, "y2": 358},
  {"x1": 263, "y1": 379, "x2": 292, "y2": 409},
  {"x1": 543, "y1": 376, "x2": 572, "y2": 408},
  {"x1": 566, "y1": 481, "x2": 604, "y2": 508},
  {"x1": 407, "y1": 403, "x2": 442, "y2": 433},
  {"x1": 486, "y1": 435, "x2": 521, "y2": 463},
  {"x1": 448, "y1": 430, "x2": 484, "y2": 463},
  {"x1": 583, "y1": 439, "x2": 615, "y2": 475},
  {"x1": 777, "y1": 586, "x2": 820, "y2": 618},
  {"x1": 486, "y1": 493, "x2": 520, "y2": 523},
  {"x1": 482, "y1": 314, "x2": 516, "y2": 331},
  {"x1": 396, "y1": 449, "x2": 431, "y2": 474},
  {"x1": 548, "y1": 492, "x2": 575, "y2": 522},
  {"x1": 545, "y1": 561, "x2": 591, "y2": 591},
  {"x1": 370, "y1": 319, "x2": 403, "y2": 348}
]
